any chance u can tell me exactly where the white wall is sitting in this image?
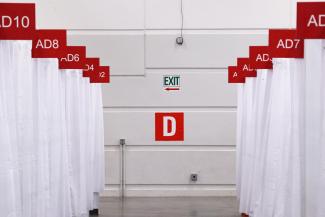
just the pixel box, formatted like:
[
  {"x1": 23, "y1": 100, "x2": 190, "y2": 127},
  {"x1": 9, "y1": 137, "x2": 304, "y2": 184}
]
[{"x1": 2, "y1": 0, "x2": 296, "y2": 196}]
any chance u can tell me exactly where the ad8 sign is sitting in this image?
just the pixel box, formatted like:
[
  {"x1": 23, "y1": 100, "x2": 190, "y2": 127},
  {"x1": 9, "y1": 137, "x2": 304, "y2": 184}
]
[
  {"x1": 0, "y1": 3, "x2": 35, "y2": 40},
  {"x1": 297, "y1": 2, "x2": 325, "y2": 39},
  {"x1": 269, "y1": 29, "x2": 304, "y2": 58},
  {"x1": 32, "y1": 30, "x2": 67, "y2": 58}
]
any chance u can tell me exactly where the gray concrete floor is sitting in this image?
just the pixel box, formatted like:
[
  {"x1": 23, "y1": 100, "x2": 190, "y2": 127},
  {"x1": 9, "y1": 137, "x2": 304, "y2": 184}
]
[{"x1": 93, "y1": 197, "x2": 240, "y2": 217}]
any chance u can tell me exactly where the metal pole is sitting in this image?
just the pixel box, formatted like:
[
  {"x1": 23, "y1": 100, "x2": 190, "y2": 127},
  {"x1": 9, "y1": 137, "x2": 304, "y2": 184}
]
[{"x1": 119, "y1": 139, "x2": 126, "y2": 199}]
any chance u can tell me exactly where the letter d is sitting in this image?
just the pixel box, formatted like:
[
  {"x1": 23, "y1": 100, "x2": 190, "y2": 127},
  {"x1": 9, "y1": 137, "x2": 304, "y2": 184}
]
[
  {"x1": 163, "y1": 116, "x2": 176, "y2": 137},
  {"x1": 2, "y1": 16, "x2": 12, "y2": 28}
]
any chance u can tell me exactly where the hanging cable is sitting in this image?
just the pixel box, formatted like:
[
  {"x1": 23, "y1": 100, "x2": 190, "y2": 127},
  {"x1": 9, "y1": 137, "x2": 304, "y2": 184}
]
[
  {"x1": 181, "y1": 0, "x2": 184, "y2": 38},
  {"x1": 176, "y1": 0, "x2": 184, "y2": 45}
]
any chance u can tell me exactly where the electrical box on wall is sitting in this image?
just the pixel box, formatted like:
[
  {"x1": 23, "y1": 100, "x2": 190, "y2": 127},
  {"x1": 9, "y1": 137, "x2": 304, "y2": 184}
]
[{"x1": 190, "y1": 173, "x2": 198, "y2": 182}]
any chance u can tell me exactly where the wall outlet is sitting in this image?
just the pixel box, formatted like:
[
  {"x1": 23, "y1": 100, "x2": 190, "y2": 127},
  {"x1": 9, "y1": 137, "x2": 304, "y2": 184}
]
[
  {"x1": 176, "y1": 36, "x2": 184, "y2": 45},
  {"x1": 190, "y1": 173, "x2": 198, "y2": 182}
]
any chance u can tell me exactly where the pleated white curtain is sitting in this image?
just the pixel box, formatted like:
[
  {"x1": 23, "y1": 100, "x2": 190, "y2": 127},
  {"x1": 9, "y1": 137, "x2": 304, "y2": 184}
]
[
  {"x1": 253, "y1": 58, "x2": 305, "y2": 217},
  {"x1": 32, "y1": 57, "x2": 72, "y2": 217},
  {"x1": 64, "y1": 69, "x2": 105, "y2": 217},
  {"x1": 248, "y1": 69, "x2": 273, "y2": 216},
  {"x1": 237, "y1": 69, "x2": 273, "y2": 216},
  {"x1": 237, "y1": 42, "x2": 325, "y2": 217},
  {"x1": 0, "y1": 41, "x2": 105, "y2": 217},
  {"x1": 238, "y1": 76, "x2": 256, "y2": 214},
  {"x1": 304, "y1": 39, "x2": 325, "y2": 217}
]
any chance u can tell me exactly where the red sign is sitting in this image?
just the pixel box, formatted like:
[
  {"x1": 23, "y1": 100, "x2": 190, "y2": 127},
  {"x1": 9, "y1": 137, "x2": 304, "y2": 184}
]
[
  {"x1": 249, "y1": 46, "x2": 273, "y2": 69},
  {"x1": 0, "y1": 3, "x2": 35, "y2": 40},
  {"x1": 228, "y1": 66, "x2": 245, "y2": 83},
  {"x1": 58, "y1": 46, "x2": 86, "y2": 69},
  {"x1": 83, "y1": 58, "x2": 100, "y2": 77},
  {"x1": 90, "y1": 66, "x2": 110, "y2": 83},
  {"x1": 155, "y1": 113, "x2": 184, "y2": 141},
  {"x1": 32, "y1": 30, "x2": 67, "y2": 58},
  {"x1": 297, "y1": 2, "x2": 325, "y2": 39},
  {"x1": 269, "y1": 29, "x2": 304, "y2": 58},
  {"x1": 237, "y1": 58, "x2": 257, "y2": 77}
]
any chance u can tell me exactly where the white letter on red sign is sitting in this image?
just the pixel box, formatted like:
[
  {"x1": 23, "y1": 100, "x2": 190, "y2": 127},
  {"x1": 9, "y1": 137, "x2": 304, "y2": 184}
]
[
  {"x1": 1, "y1": 16, "x2": 12, "y2": 28},
  {"x1": 256, "y1": 54, "x2": 270, "y2": 62},
  {"x1": 320, "y1": 15, "x2": 325, "y2": 27},
  {"x1": 307, "y1": 14, "x2": 325, "y2": 27},
  {"x1": 163, "y1": 116, "x2": 176, "y2": 137},
  {"x1": 308, "y1": 15, "x2": 317, "y2": 27}
]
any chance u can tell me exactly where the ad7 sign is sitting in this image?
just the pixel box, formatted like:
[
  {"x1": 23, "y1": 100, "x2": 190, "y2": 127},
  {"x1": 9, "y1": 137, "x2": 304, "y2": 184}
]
[
  {"x1": 155, "y1": 112, "x2": 184, "y2": 141},
  {"x1": 269, "y1": 29, "x2": 304, "y2": 58}
]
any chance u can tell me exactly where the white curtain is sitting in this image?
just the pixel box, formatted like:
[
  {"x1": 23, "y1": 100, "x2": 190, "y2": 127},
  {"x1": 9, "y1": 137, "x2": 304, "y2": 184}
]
[
  {"x1": 238, "y1": 76, "x2": 256, "y2": 214},
  {"x1": 237, "y1": 44, "x2": 325, "y2": 217},
  {"x1": 64, "y1": 69, "x2": 104, "y2": 217},
  {"x1": 64, "y1": 69, "x2": 88, "y2": 217},
  {"x1": 237, "y1": 69, "x2": 273, "y2": 216},
  {"x1": 89, "y1": 82, "x2": 105, "y2": 210},
  {"x1": 304, "y1": 39, "x2": 325, "y2": 217},
  {"x1": 0, "y1": 40, "x2": 105, "y2": 217},
  {"x1": 0, "y1": 41, "x2": 25, "y2": 217},
  {"x1": 248, "y1": 69, "x2": 273, "y2": 216},
  {"x1": 253, "y1": 59, "x2": 304, "y2": 217}
]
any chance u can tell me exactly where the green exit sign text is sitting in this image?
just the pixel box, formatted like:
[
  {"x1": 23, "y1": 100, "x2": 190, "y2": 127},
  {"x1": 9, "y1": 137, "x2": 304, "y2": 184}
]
[{"x1": 163, "y1": 75, "x2": 180, "y2": 87}]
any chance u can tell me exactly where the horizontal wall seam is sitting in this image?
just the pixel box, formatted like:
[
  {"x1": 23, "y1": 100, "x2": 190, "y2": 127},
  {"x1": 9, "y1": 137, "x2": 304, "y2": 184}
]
[
  {"x1": 104, "y1": 146, "x2": 236, "y2": 152},
  {"x1": 105, "y1": 184, "x2": 236, "y2": 187},
  {"x1": 145, "y1": 67, "x2": 229, "y2": 70},
  {"x1": 67, "y1": 28, "x2": 271, "y2": 31},
  {"x1": 103, "y1": 106, "x2": 237, "y2": 110}
]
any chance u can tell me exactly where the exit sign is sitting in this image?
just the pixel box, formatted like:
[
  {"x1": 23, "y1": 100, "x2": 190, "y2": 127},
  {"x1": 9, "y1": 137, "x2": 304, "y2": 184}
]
[{"x1": 163, "y1": 75, "x2": 180, "y2": 92}]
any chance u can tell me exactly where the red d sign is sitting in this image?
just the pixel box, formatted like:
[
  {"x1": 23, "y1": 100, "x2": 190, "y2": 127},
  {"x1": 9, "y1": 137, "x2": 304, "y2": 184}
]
[{"x1": 155, "y1": 113, "x2": 184, "y2": 141}]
